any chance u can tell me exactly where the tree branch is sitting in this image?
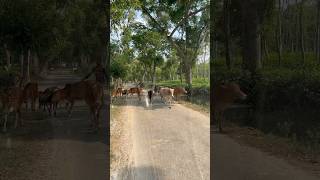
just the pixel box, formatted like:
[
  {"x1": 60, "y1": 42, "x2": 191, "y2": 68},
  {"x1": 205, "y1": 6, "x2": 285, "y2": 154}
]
[
  {"x1": 169, "y1": 5, "x2": 209, "y2": 38},
  {"x1": 140, "y1": 5, "x2": 166, "y2": 33},
  {"x1": 139, "y1": 2, "x2": 207, "y2": 60}
]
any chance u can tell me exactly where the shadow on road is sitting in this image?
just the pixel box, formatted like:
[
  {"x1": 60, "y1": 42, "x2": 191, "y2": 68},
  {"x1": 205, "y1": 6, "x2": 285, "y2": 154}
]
[
  {"x1": 116, "y1": 166, "x2": 165, "y2": 180},
  {"x1": 0, "y1": 104, "x2": 108, "y2": 145},
  {"x1": 112, "y1": 95, "x2": 176, "y2": 111}
]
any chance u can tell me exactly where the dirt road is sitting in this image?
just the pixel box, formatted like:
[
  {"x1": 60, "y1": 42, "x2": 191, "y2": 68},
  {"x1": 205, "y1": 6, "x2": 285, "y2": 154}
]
[
  {"x1": 0, "y1": 69, "x2": 108, "y2": 180},
  {"x1": 116, "y1": 96, "x2": 210, "y2": 180},
  {"x1": 114, "y1": 93, "x2": 320, "y2": 180},
  {"x1": 38, "y1": 69, "x2": 108, "y2": 180}
]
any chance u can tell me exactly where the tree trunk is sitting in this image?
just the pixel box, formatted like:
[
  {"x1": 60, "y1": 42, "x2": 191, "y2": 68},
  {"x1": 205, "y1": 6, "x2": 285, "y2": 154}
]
[
  {"x1": 4, "y1": 44, "x2": 11, "y2": 67},
  {"x1": 263, "y1": 37, "x2": 269, "y2": 60},
  {"x1": 184, "y1": 3, "x2": 192, "y2": 87},
  {"x1": 299, "y1": 1, "x2": 305, "y2": 64},
  {"x1": 27, "y1": 49, "x2": 31, "y2": 82},
  {"x1": 241, "y1": 1, "x2": 262, "y2": 74},
  {"x1": 184, "y1": 64, "x2": 192, "y2": 87},
  {"x1": 317, "y1": 1, "x2": 320, "y2": 63},
  {"x1": 224, "y1": 0, "x2": 232, "y2": 69},
  {"x1": 210, "y1": 0, "x2": 215, "y2": 128},
  {"x1": 152, "y1": 60, "x2": 156, "y2": 89},
  {"x1": 33, "y1": 52, "x2": 39, "y2": 75},
  {"x1": 20, "y1": 51, "x2": 24, "y2": 76},
  {"x1": 277, "y1": 0, "x2": 282, "y2": 65},
  {"x1": 179, "y1": 61, "x2": 183, "y2": 84}
]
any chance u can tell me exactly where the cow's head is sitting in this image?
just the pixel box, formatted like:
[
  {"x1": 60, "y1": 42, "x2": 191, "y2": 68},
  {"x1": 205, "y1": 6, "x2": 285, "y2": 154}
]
[
  {"x1": 225, "y1": 82, "x2": 247, "y2": 100},
  {"x1": 183, "y1": 88, "x2": 188, "y2": 94}
]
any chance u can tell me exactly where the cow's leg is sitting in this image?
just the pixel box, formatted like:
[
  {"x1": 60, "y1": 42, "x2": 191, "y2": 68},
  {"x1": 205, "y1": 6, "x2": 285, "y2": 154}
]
[
  {"x1": 45, "y1": 103, "x2": 50, "y2": 113},
  {"x1": 217, "y1": 112, "x2": 223, "y2": 133},
  {"x1": 96, "y1": 104, "x2": 102, "y2": 128},
  {"x1": 66, "y1": 102, "x2": 69, "y2": 108},
  {"x1": 49, "y1": 104, "x2": 53, "y2": 116},
  {"x1": 53, "y1": 103, "x2": 57, "y2": 116},
  {"x1": 68, "y1": 101, "x2": 74, "y2": 118},
  {"x1": 14, "y1": 110, "x2": 21, "y2": 128},
  {"x1": 32, "y1": 98, "x2": 35, "y2": 111},
  {"x1": 18, "y1": 110, "x2": 22, "y2": 127},
  {"x1": 3, "y1": 113, "x2": 8, "y2": 132},
  {"x1": 88, "y1": 105, "x2": 96, "y2": 129}
]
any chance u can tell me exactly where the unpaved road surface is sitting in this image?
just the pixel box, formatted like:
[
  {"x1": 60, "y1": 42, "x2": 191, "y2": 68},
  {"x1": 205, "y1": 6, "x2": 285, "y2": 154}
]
[
  {"x1": 213, "y1": 133, "x2": 320, "y2": 180},
  {"x1": 116, "y1": 96, "x2": 210, "y2": 180},
  {"x1": 0, "y1": 69, "x2": 108, "y2": 180},
  {"x1": 38, "y1": 69, "x2": 108, "y2": 180},
  {"x1": 114, "y1": 93, "x2": 320, "y2": 180}
]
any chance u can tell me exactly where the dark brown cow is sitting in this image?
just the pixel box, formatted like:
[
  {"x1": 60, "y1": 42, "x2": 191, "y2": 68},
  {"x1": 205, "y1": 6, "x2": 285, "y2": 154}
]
[
  {"x1": 39, "y1": 86, "x2": 59, "y2": 112},
  {"x1": 147, "y1": 90, "x2": 154, "y2": 104},
  {"x1": 212, "y1": 82, "x2": 247, "y2": 132},
  {"x1": 23, "y1": 82, "x2": 38, "y2": 111},
  {"x1": 1, "y1": 87, "x2": 24, "y2": 132},
  {"x1": 122, "y1": 89, "x2": 128, "y2": 96},
  {"x1": 173, "y1": 87, "x2": 187, "y2": 101},
  {"x1": 50, "y1": 88, "x2": 69, "y2": 116}
]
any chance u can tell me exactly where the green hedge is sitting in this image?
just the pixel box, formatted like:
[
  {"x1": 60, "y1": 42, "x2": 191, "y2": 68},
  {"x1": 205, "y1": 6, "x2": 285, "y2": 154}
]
[
  {"x1": 213, "y1": 67, "x2": 320, "y2": 144},
  {"x1": 157, "y1": 78, "x2": 210, "y2": 107}
]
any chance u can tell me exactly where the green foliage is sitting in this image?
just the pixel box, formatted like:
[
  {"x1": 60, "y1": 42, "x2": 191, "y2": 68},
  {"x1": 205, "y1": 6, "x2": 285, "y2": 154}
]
[
  {"x1": 110, "y1": 58, "x2": 127, "y2": 79},
  {"x1": 158, "y1": 78, "x2": 209, "y2": 89},
  {"x1": 212, "y1": 59, "x2": 320, "y2": 143}
]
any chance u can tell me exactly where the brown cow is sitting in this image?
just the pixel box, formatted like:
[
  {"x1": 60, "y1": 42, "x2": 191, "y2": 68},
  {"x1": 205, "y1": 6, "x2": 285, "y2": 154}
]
[
  {"x1": 212, "y1": 82, "x2": 247, "y2": 132},
  {"x1": 116, "y1": 88, "x2": 122, "y2": 97},
  {"x1": 64, "y1": 80, "x2": 103, "y2": 131},
  {"x1": 22, "y1": 82, "x2": 38, "y2": 111},
  {"x1": 128, "y1": 87, "x2": 143, "y2": 101},
  {"x1": 50, "y1": 88, "x2": 69, "y2": 116},
  {"x1": 1, "y1": 87, "x2": 24, "y2": 132},
  {"x1": 111, "y1": 89, "x2": 117, "y2": 98},
  {"x1": 173, "y1": 87, "x2": 187, "y2": 101},
  {"x1": 111, "y1": 88, "x2": 122, "y2": 98}
]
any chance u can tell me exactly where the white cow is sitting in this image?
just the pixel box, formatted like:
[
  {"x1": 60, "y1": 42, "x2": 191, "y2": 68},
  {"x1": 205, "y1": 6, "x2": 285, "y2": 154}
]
[{"x1": 159, "y1": 87, "x2": 175, "y2": 104}]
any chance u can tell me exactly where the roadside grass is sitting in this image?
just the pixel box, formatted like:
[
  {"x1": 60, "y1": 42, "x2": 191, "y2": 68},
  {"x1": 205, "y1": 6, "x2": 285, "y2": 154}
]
[
  {"x1": 158, "y1": 78, "x2": 210, "y2": 112},
  {"x1": 110, "y1": 106, "x2": 121, "y2": 165},
  {"x1": 158, "y1": 78, "x2": 209, "y2": 89}
]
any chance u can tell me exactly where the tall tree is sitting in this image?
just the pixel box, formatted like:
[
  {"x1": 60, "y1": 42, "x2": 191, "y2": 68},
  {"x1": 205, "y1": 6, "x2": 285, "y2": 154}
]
[
  {"x1": 138, "y1": 0, "x2": 209, "y2": 87},
  {"x1": 316, "y1": 0, "x2": 320, "y2": 63},
  {"x1": 299, "y1": 0, "x2": 306, "y2": 64},
  {"x1": 276, "y1": 0, "x2": 282, "y2": 65},
  {"x1": 224, "y1": 0, "x2": 232, "y2": 69}
]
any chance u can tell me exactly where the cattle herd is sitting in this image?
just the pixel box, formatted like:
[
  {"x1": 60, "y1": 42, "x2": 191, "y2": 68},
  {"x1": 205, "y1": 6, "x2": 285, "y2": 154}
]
[
  {"x1": 0, "y1": 80, "x2": 103, "y2": 132},
  {"x1": 111, "y1": 85, "x2": 188, "y2": 105},
  {"x1": 0, "y1": 77, "x2": 247, "y2": 133}
]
